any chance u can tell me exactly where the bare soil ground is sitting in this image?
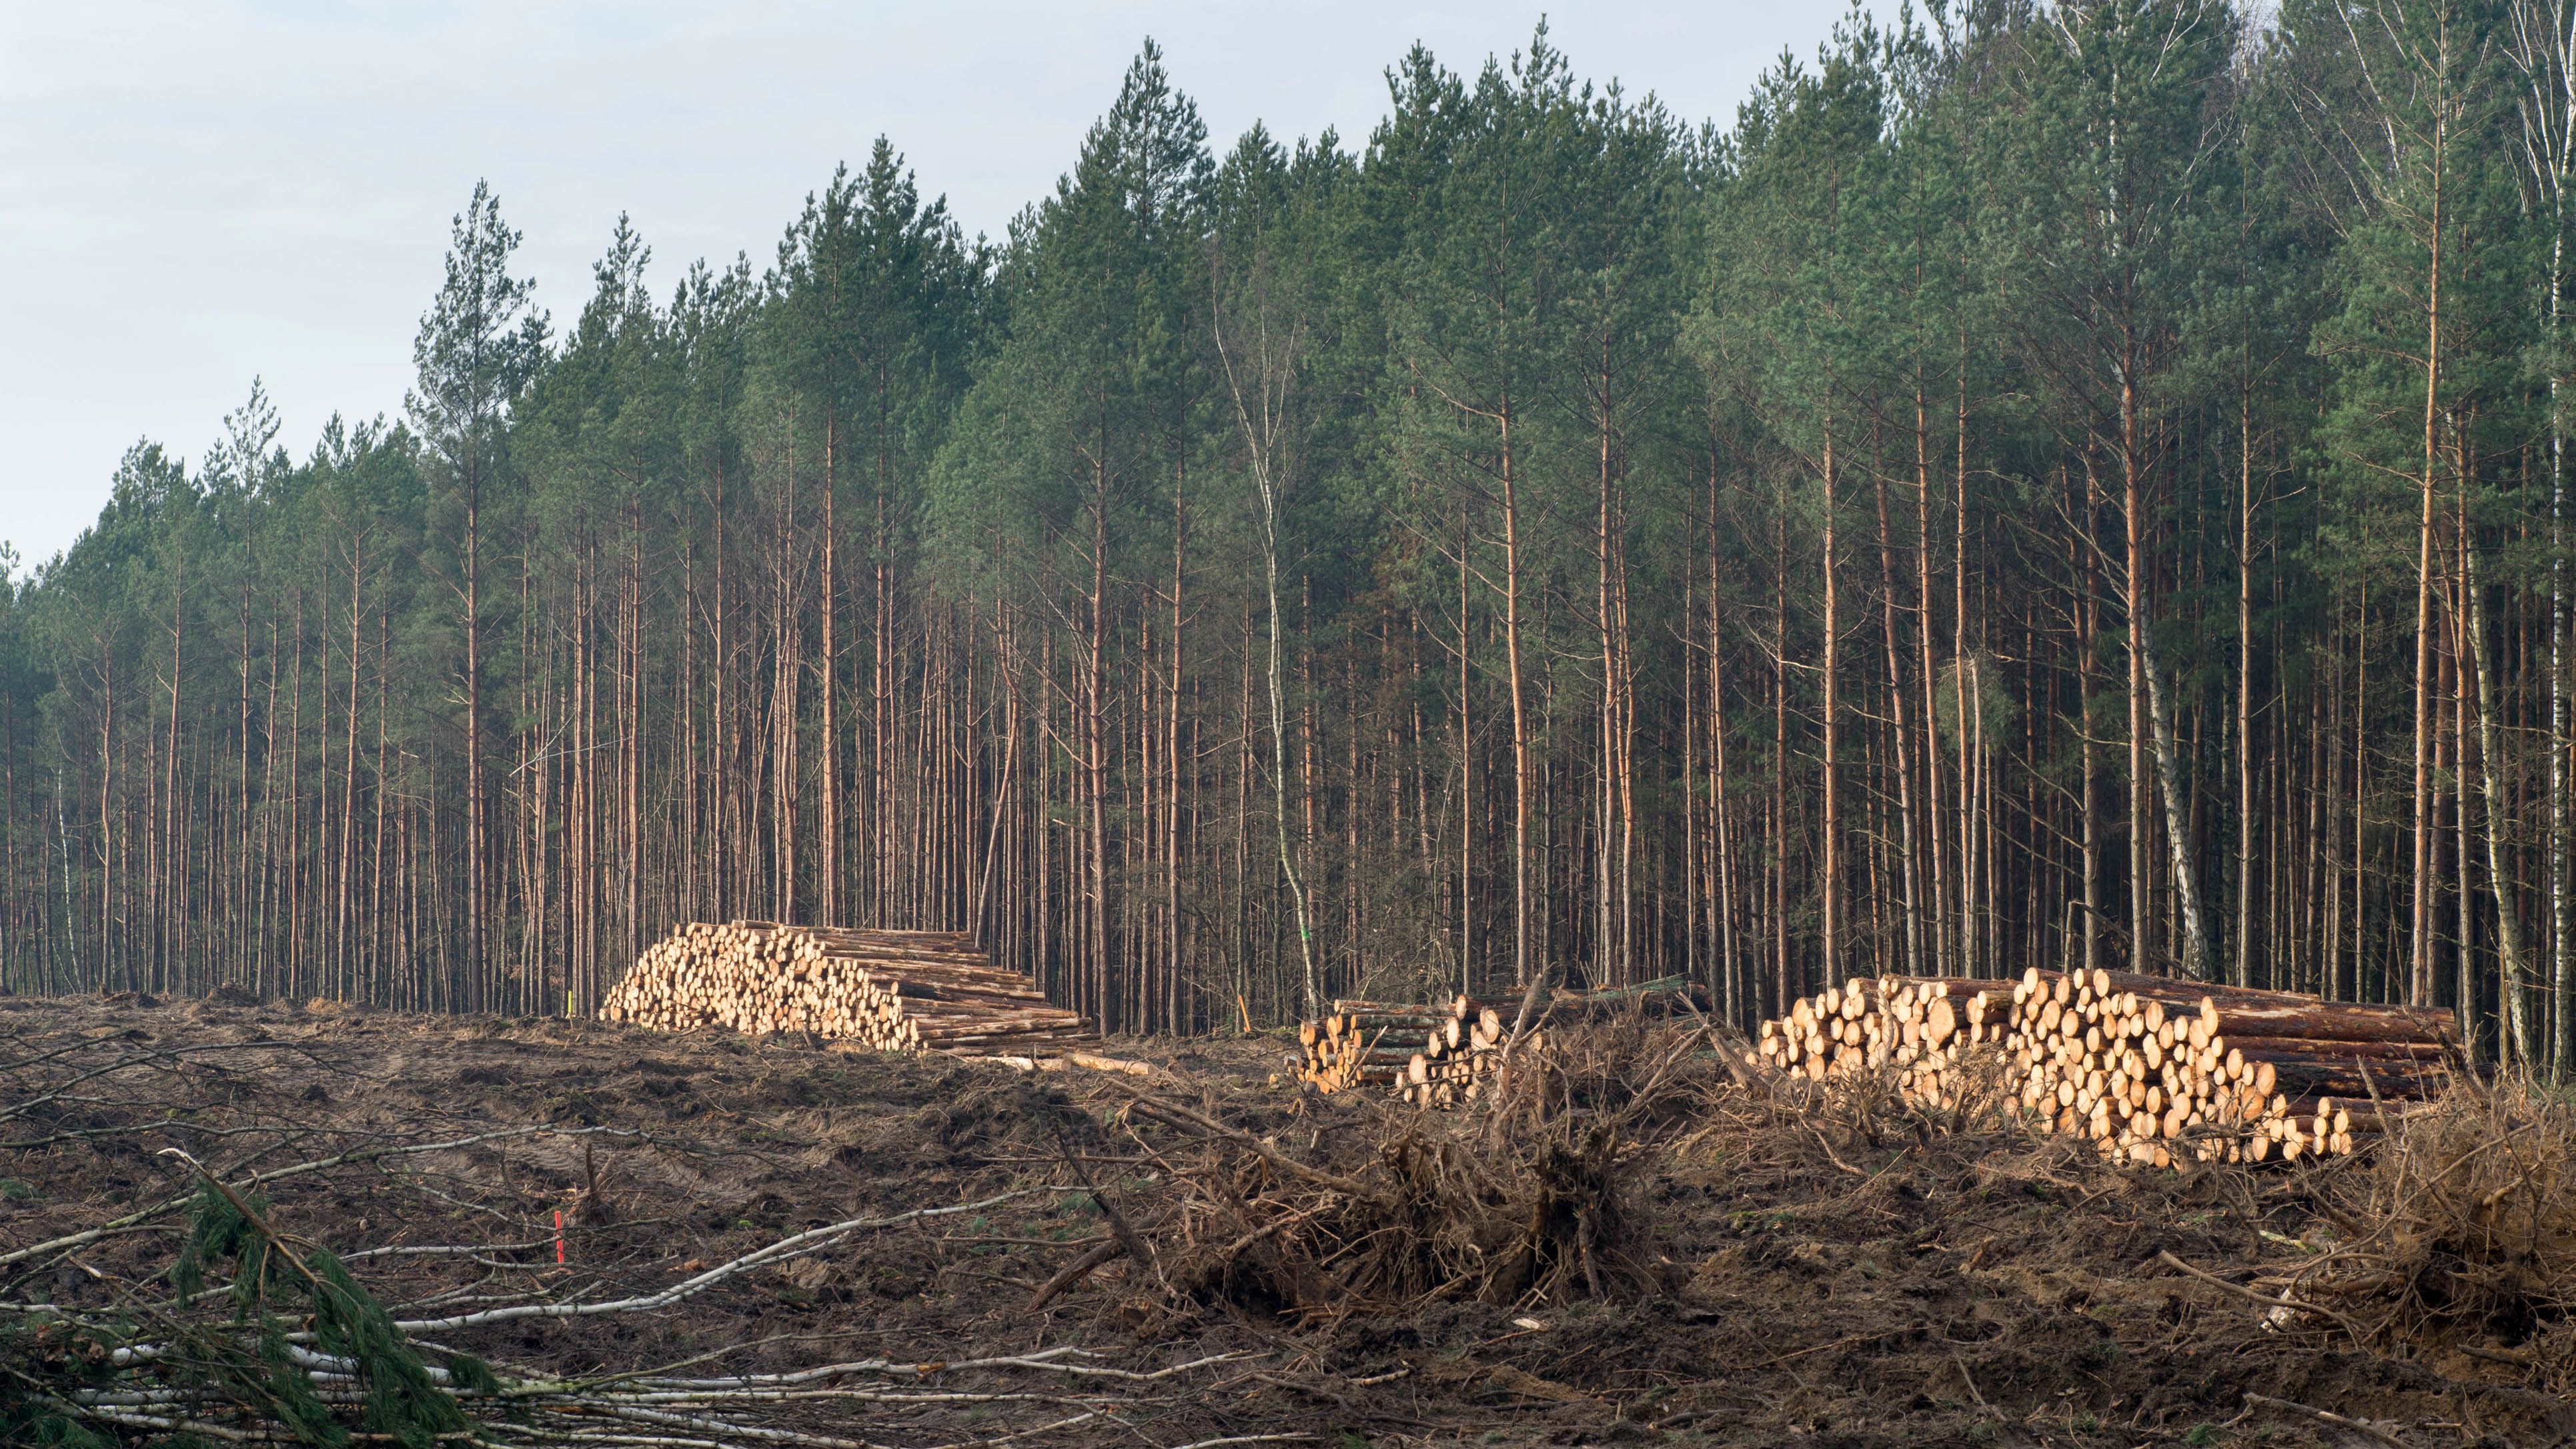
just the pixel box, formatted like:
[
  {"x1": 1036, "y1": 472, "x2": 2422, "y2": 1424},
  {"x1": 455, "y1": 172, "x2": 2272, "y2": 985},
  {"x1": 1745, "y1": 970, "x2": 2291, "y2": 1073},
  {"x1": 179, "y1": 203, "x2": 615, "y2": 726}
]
[{"x1": 4, "y1": 992, "x2": 2572, "y2": 1447}]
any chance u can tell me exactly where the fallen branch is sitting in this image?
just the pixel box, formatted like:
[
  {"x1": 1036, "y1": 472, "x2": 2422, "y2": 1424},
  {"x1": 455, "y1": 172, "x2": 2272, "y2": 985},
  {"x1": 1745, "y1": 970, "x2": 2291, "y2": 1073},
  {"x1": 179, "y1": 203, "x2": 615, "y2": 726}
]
[
  {"x1": 1026, "y1": 1239, "x2": 1124, "y2": 1312},
  {"x1": 979, "y1": 1051, "x2": 1156, "y2": 1079},
  {"x1": 3, "y1": 1039, "x2": 340, "y2": 1122},
  {"x1": 3, "y1": 1123, "x2": 656, "y2": 1268},
  {"x1": 395, "y1": 1187, "x2": 1075, "y2": 1332},
  {"x1": 2154, "y1": 1250, "x2": 2367, "y2": 1346},
  {"x1": 2240, "y1": 1392, "x2": 2409, "y2": 1448},
  {"x1": 1119, "y1": 1094, "x2": 1366, "y2": 1197}
]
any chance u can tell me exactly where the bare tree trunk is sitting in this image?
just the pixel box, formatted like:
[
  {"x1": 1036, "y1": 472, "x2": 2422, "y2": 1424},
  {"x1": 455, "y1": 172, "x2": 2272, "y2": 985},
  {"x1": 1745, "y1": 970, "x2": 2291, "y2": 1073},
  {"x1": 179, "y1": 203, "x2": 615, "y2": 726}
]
[
  {"x1": 2411, "y1": 120, "x2": 2449, "y2": 1010},
  {"x1": 1876, "y1": 461, "x2": 1922, "y2": 978},
  {"x1": 2465, "y1": 512, "x2": 2536, "y2": 1060},
  {"x1": 1952, "y1": 345, "x2": 1973, "y2": 978},
  {"x1": 1820, "y1": 414, "x2": 1842, "y2": 983},
  {"x1": 1167, "y1": 460, "x2": 1185, "y2": 1031},
  {"x1": 1210, "y1": 278, "x2": 1320, "y2": 1015},
  {"x1": 1596, "y1": 386, "x2": 1616, "y2": 981},
  {"x1": 464, "y1": 464, "x2": 486, "y2": 1011},
  {"x1": 1460, "y1": 533, "x2": 1473, "y2": 997},
  {"x1": 820, "y1": 418, "x2": 840, "y2": 925},
  {"x1": 164, "y1": 569, "x2": 186, "y2": 993},
  {"x1": 372, "y1": 606, "x2": 389, "y2": 1003},
  {"x1": 1500, "y1": 402, "x2": 1534, "y2": 992},
  {"x1": 2120, "y1": 342, "x2": 2210, "y2": 980},
  {"x1": 1776, "y1": 496, "x2": 1793, "y2": 1007},
  {"x1": 340, "y1": 536, "x2": 362, "y2": 994},
  {"x1": 236, "y1": 580, "x2": 253, "y2": 991},
  {"x1": 2557, "y1": 215, "x2": 2573, "y2": 1071},
  {"x1": 1918, "y1": 376, "x2": 1950, "y2": 980},
  {"x1": 2237, "y1": 374, "x2": 2258, "y2": 987},
  {"x1": 1708, "y1": 465, "x2": 1740, "y2": 1020},
  {"x1": 2124, "y1": 443, "x2": 2152, "y2": 978},
  {"x1": 1087, "y1": 419, "x2": 1112, "y2": 1028}
]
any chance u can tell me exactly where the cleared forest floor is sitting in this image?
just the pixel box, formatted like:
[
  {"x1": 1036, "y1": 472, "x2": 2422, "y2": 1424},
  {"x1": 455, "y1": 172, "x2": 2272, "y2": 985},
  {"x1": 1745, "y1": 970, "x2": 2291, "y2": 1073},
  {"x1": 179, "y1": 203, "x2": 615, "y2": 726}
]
[{"x1": 3, "y1": 993, "x2": 2570, "y2": 1447}]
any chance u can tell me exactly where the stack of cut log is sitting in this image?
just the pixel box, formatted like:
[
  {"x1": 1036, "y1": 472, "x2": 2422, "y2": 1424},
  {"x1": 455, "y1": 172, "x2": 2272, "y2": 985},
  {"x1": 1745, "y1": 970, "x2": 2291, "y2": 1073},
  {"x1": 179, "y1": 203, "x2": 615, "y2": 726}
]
[
  {"x1": 1748, "y1": 966, "x2": 2462, "y2": 1163},
  {"x1": 1994, "y1": 967, "x2": 2459, "y2": 1164},
  {"x1": 599, "y1": 921, "x2": 1089, "y2": 1056},
  {"x1": 1399, "y1": 999, "x2": 1510, "y2": 1108},
  {"x1": 1754, "y1": 975, "x2": 2014, "y2": 1109},
  {"x1": 1298, "y1": 1001, "x2": 1451, "y2": 1094},
  {"x1": 1297, "y1": 977, "x2": 1701, "y2": 1104}
]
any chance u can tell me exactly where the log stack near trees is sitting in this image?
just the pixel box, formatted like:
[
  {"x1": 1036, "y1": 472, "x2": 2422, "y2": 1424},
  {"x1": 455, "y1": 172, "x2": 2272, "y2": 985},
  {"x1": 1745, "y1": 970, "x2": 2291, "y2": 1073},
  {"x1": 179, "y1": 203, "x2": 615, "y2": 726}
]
[
  {"x1": 1750, "y1": 968, "x2": 2463, "y2": 1163},
  {"x1": 599, "y1": 921, "x2": 1089, "y2": 1055},
  {"x1": 1299, "y1": 1001, "x2": 1455, "y2": 1094},
  {"x1": 1754, "y1": 975, "x2": 2016, "y2": 1109},
  {"x1": 1299, "y1": 977, "x2": 1702, "y2": 1103},
  {"x1": 1996, "y1": 967, "x2": 2462, "y2": 1164},
  {"x1": 1399, "y1": 998, "x2": 1511, "y2": 1108}
]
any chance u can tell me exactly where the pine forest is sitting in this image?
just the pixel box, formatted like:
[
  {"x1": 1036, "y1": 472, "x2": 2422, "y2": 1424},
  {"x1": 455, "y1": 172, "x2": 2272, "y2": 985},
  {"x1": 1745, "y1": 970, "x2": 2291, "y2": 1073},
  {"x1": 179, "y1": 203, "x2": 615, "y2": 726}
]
[{"x1": 11, "y1": 0, "x2": 2576, "y2": 1074}]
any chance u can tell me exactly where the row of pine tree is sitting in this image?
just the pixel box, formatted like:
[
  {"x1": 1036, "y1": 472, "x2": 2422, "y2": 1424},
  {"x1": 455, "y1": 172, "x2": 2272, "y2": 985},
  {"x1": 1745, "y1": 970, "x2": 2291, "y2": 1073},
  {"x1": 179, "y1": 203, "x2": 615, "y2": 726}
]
[{"x1": 5, "y1": 1, "x2": 2574, "y2": 1067}]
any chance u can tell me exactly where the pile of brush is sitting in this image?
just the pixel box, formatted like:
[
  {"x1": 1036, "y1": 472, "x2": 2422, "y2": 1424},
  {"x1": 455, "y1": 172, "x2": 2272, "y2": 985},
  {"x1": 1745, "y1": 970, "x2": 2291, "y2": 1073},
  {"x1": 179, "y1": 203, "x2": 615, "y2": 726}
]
[
  {"x1": 1095, "y1": 1021, "x2": 1721, "y2": 1320},
  {"x1": 2163, "y1": 1081, "x2": 2576, "y2": 1388}
]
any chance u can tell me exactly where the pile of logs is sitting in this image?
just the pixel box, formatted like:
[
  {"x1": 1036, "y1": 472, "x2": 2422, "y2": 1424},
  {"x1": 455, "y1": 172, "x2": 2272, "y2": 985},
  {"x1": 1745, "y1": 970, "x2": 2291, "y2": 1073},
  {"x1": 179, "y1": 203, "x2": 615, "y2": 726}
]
[
  {"x1": 1755, "y1": 975, "x2": 2012, "y2": 1110},
  {"x1": 1751, "y1": 967, "x2": 2463, "y2": 1163},
  {"x1": 1300, "y1": 1001, "x2": 1461, "y2": 1095},
  {"x1": 1997, "y1": 967, "x2": 2459, "y2": 1164},
  {"x1": 599, "y1": 921, "x2": 1089, "y2": 1056},
  {"x1": 1297, "y1": 977, "x2": 1700, "y2": 1104},
  {"x1": 1401, "y1": 998, "x2": 1513, "y2": 1108}
]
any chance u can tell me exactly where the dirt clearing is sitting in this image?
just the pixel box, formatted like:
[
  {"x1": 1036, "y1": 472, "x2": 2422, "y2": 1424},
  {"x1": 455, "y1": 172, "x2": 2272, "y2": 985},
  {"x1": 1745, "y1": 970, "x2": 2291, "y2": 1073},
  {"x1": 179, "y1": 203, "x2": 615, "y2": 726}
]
[{"x1": 4, "y1": 993, "x2": 2572, "y2": 1446}]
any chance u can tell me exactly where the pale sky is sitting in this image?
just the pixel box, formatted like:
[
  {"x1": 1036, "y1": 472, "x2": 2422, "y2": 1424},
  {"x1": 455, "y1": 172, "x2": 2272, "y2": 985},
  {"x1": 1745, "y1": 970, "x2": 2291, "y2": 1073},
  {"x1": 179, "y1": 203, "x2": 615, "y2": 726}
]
[{"x1": 1, "y1": 1, "x2": 1849, "y2": 574}]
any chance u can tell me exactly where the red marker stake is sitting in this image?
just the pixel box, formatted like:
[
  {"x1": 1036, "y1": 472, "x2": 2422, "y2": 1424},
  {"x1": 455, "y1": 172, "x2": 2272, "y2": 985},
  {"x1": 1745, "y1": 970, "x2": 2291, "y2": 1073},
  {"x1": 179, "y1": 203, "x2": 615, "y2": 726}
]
[{"x1": 555, "y1": 1208, "x2": 566, "y2": 1265}]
